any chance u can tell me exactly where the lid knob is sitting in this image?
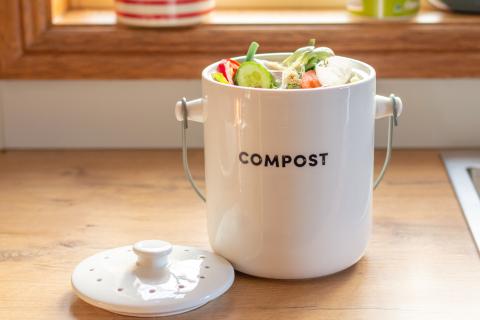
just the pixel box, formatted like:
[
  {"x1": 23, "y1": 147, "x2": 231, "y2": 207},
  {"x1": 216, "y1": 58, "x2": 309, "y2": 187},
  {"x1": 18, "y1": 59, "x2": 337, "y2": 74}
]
[{"x1": 133, "y1": 240, "x2": 172, "y2": 270}]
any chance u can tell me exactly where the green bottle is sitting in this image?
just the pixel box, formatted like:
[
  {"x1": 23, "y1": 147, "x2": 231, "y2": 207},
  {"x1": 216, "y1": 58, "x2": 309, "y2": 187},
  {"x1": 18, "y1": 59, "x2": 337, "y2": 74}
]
[{"x1": 347, "y1": 0, "x2": 420, "y2": 18}]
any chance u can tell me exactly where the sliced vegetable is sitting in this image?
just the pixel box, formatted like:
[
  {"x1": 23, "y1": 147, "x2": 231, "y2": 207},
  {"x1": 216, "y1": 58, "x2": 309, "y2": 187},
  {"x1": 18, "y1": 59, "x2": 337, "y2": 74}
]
[
  {"x1": 282, "y1": 40, "x2": 335, "y2": 72},
  {"x1": 315, "y1": 56, "x2": 353, "y2": 87},
  {"x1": 211, "y1": 40, "x2": 358, "y2": 89},
  {"x1": 300, "y1": 70, "x2": 321, "y2": 89},
  {"x1": 301, "y1": 47, "x2": 335, "y2": 71},
  {"x1": 281, "y1": 68, "x2": 302, "y2": 89},
  {"x1": 217, "y1": 59, "x2": 240, "y2": 84},
  {"x1": 311, "y1": 47, "x2": 335, "y2": 61},
  {"x1": 282, "y1": 46, "x2": 313, "y2": 67},
  {"x1": 212, "y1": 72, "x2": 229, "y2": 84},
  {"x1": 304, "y1": 56, "x2": 319, "y2": 72},
  {"x1": 257, "y1": 59, "x2": 286, "y2": 71},
  {"x1": 349, "y1": 73, "x2": 361, "y2": 83},
  {"x1": 231, "y1": 59, "x2": 240, "y2": 67},
  {"x1": 245, "y1": 42, "x2": 260, "y2": 62},
  {"x1": 282, "y1": 39, "x2": 316, "y2": 67},
  {"x1": 235, "y1": 61, "x2": 275, "y2": 88}
]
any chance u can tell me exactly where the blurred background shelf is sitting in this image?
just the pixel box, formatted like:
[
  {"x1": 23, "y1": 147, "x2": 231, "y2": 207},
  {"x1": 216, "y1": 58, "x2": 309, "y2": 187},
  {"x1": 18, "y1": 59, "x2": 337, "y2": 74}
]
[{"x1": 52, "y1": 8, "x2": 480, "y2": 25}]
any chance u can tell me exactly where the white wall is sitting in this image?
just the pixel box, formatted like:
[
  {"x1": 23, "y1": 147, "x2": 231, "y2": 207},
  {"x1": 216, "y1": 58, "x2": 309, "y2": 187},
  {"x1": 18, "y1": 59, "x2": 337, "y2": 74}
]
[
  {"x1": 0, "y1": 79, "x2": 479, "y2": 149},
  {"x1": 376, "y1": 79, "x2": 480, "y2": 148}
]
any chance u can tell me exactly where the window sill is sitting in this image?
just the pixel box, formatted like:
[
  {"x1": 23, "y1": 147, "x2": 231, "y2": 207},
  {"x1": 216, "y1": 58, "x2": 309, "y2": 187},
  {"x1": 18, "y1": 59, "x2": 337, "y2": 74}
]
[
  {"x1": 53, "y1": 8, "x2": 477, "y2": 25},
  {"x1": 2, "y1": 2, "x2": 480, "y2": 79}
]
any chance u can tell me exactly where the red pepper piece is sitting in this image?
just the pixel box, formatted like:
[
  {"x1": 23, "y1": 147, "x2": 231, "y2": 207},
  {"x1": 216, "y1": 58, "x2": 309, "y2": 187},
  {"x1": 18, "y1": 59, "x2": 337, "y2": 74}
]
[{"x1": 217, "y1": 59, "x2": 240, "y2": 84}]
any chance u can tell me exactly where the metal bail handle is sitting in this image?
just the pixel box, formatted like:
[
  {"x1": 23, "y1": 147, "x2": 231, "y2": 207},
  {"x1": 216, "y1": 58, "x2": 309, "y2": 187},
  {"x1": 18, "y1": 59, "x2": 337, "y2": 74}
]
[
  {"x1": 373, "y1": 94, "x2": 399, "y2": 190},
  {"x1": 181, "y1": 98, "x2": 206, "y2": 202},
  {"x1": 181, "y1": 94, "x2": 399, "y2": 201}
]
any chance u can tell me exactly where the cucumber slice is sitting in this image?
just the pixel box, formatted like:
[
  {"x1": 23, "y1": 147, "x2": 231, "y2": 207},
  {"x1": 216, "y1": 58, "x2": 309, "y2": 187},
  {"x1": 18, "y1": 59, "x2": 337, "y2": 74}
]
[{"x1": 234, "y1": 61, "x2": 274, "y2": 88}]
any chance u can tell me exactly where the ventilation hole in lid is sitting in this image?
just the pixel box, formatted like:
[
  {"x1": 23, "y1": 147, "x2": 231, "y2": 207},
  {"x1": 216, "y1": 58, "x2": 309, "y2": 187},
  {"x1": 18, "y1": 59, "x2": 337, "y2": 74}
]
[
  {"x1": 89, "y1": 268, "x2": 95, "y2": 272},
  {"x1": 184, "y1": 249, "x2": 189, "y2": 252},
  {"x1": 178, "y1": 284, "x2": 185, "y2": 289},
  {"x1": 205, "y1": 265, "x2": 210, "y2": 269},
  {"x1": 199, "y1": 275, "x2": 205, "y2": 279},
  {"x1": 117, "y1": 288, "x2": 124, "y2": 292},
  {"x1": 199, "y1": 255, "x2": 206, "y2": 259},
  {"x1": 97, "y1": 278, "x2": 102, "y2": 282},
  {"x1": 149, "y1": 289, "x2": 156, "y2": 294}
]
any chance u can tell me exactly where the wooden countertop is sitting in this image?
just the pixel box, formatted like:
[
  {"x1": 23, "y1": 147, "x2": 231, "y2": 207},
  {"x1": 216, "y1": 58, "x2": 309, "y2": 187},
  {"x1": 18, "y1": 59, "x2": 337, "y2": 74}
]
[{"x1": 1, "y1": 150, "x2": 479, "y2": 319}]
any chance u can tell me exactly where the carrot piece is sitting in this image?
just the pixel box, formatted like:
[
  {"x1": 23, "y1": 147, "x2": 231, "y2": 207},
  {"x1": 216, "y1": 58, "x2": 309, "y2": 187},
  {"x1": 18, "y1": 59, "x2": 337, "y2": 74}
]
[{"x1": 300, "y1": 70, "x2": 321, "y2": 89}]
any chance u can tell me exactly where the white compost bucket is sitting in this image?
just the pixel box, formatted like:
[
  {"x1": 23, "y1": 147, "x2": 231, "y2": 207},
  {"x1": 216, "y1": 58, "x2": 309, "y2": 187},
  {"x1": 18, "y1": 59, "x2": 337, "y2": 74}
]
[{"x1": 175, "y1": 53, "x2": 403, "y2": 279}]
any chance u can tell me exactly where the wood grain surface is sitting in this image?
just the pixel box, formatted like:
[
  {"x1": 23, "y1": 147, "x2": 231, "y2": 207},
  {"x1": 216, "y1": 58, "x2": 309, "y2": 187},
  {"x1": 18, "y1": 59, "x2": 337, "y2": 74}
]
[
  {"x1": 1, "y1": 0, "x2": 480, "y2": 79},
  {"x1": 0, "y1": 150, "x2": 479, "y2": 319},
  {"x1": 0, "y1": 0, "x2": 23, "y2": 74}
]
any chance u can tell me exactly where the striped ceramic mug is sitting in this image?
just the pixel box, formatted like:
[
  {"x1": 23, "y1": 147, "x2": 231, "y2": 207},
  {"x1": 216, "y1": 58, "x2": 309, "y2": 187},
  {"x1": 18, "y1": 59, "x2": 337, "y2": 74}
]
[{"x1": 115, "y1": 0, "x2": 215, "y2": 27}]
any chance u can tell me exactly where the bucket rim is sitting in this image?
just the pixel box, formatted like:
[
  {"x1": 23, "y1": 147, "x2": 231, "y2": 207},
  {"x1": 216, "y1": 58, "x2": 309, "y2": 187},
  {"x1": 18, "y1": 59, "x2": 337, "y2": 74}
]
[{"x1": 201, "y1": 53, "x2": 376, "y2": 93}]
